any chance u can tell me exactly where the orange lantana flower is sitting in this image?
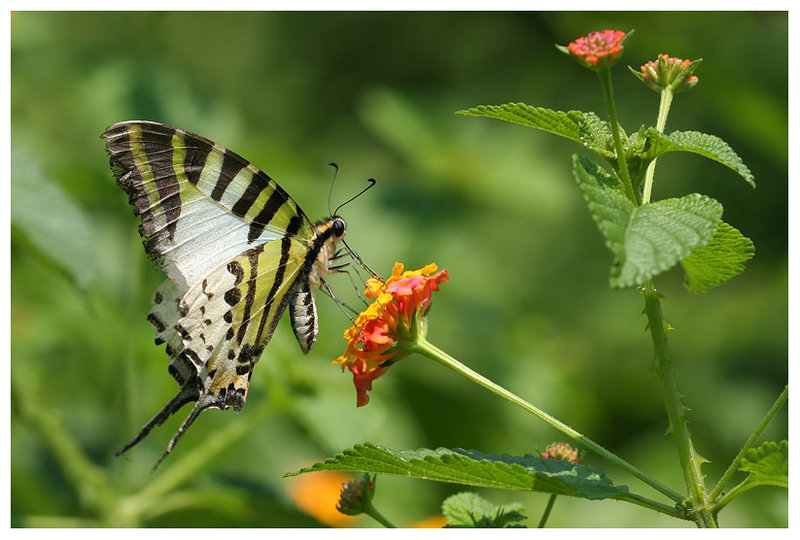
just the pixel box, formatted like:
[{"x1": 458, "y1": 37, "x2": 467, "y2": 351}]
[{"x1": 335, "y1": 262, "x2": 449, "y2": 406}]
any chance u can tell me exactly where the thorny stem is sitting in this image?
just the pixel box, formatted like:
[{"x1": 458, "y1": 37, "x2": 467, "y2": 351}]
[{"x1": 641, "y1": 281, "x2": 717, "y2": 527}]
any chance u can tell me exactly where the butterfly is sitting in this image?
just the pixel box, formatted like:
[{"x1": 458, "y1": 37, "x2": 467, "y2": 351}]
[{"x1": 103, "y1": 120, "x2": 351, "y2": 465}]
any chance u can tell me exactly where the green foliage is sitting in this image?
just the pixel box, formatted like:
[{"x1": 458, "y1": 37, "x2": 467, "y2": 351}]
[
  {"x1": 458, "y1": 106, "x2": 755, "y2": 190},
  {"x1": 442, "y1": 492, "x2": 527, "y2": 527},
  {"x1": 681, "y1": 221, "x2": 756, "y2": 292},
  {"x1": 457, "y1": 104, "x2": 614, "y2": 158},
  {"x1": 573, "y1": 156, "x2": 723, "y2": 288},
  {"x1": 739, "y1": 440, "x2": 788, "y2": 489},
  {"x1": 460, "y1": 103, "x2": 757, "y2": 292},
  {"x1": 650, "y1": 130, "x2": 755, "y2": 187},
  {"x1": 11, "y1": 147, "x2": 97, "y2": 289},
  {"x1": 288, "y1": 443, "x2": 628, "y2": 500},
  {"x1": 455, "y1": 23, "x2": 782, "y2": 529}
]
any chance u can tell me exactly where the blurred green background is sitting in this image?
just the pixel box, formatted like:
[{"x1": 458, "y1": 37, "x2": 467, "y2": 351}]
[{"x1": 11, "y1": 11, "x2": 787, "y2": 527}]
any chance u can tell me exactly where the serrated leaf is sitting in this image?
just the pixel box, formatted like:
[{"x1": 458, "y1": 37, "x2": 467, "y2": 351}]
[
  {"x1": 680, "y1": 221, "x2": 755, "y2": 292},
  {"x1": 11, "y1": 147, "x2": 96, "y2": 289},
  {"x1": 572, "y1": 155, "x2": 635, "y2": 259},
  {"x1": 573, "y1": 156, "x2": 723, "y2": 288},
  {"x1": 648, "y1": 130, "x2": 755, "y2": 187},
  {"x1": 286, "y1": 443, "x2": 628, "y2": 500},
  {"x1": 442, "y1": 492, "x2": 527, "y2": 528},
  {"x1": 616, "y1": 196, "x2": 724, "y2": 288},
  {"x1": 457, "y1": 104, "x2": 614, "y2": 157},
  {"x1": 740, "y1": 440, "x2": 787, "y2": 488}
]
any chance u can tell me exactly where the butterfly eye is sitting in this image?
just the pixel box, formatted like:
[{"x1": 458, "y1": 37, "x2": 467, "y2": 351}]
[{"x1": 332, "y1": 218, "x2": 346, "y2": 238}]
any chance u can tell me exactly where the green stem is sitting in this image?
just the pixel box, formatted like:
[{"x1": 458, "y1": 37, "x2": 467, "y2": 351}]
[
  {"x1": 641, "y1": 280, "x2": 716, "y2": 527},
  {"x1": 597, "y1": 68, "x2": 637, "y2": 205},
  {"x1": 364, "y1": 501, "x2": 395, "y2": 528},
  {"x1": 655, "y1": 89, "x2": 673, "y2": 133},
  {"x1": 712, "y1": 478, "x2": 758, "y2": 514},
  {"x1": 411, "y1": 336, "x2": 684, "y2": 505},
  {"x1": 641, "y1": 89, "x2": 674, "y2": 204},
  {"x1": 612, "y1": 492, "x2": 687, "y2": 519},
  {"x1": 537, "y1": 494, "x2": 557, "y2": 527},
  {"x1": 709, "y1": 385, "x2": 788, "y2": 503}
]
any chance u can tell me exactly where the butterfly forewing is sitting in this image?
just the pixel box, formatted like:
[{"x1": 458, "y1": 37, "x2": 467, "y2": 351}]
[
  {"x1": 103, "y1": 121, "x2": 316, "y2": 288},
  {"x1": 103, "y1": 121, "x2": 346, "y2": 464}
]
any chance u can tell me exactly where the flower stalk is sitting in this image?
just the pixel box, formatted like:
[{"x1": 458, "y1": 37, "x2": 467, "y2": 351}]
[
  {"x1": 640, "y1": 87, "x2": 673, "y2": 204},
  {"x1": 336, "y1": 474, "x2": 395, "y2": 527},
  {"x1": 363, "y1": 502, "x2": 395, "y2": 528},
  {"x1": 537, "y1": 494, "x2": 557, "y2": 528},
  {"x1": 634, "y1": 55, "x2": 700, "y2": 203},
  {"x1": 597, "y1": 67, "x2": 638, "y2": 204},
  {"x1": 410, "y1": 334, "x2": 684, "y2": 504},
  {"x1": 537, "y1": 443, "x2": 580, "y2": 527}
]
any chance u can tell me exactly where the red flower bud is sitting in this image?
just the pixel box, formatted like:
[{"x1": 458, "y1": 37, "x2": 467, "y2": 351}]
[
  {"x1": 541, "y1": 442, "x2": 580, "y2": 463},
  {"x1": 633, "y1": 54, "x2": 701, "y2": 94}
]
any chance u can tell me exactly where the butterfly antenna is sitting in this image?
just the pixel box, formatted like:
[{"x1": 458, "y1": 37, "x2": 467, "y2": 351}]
[
  {"x1": 327, "y1": 162, "x2": 340, "y2": 216},
  {"x1": 333, "y1": 177, "x2": 376, "y2": 216}
]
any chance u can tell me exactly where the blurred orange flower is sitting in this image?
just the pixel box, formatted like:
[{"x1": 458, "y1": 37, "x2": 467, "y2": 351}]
[
  {"x1": 287, "y1": 470, "x2": 361, "y2": 527},
  {"x1": 411, "y1": 514, "x2": 450, "y2": 528}
]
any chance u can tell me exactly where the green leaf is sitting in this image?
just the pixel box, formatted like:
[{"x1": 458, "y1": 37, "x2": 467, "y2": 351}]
[
  {"x1": 647, "y1": 130, "x2": 755, "y2": 187},
  {"x1": 442, "y1": 492, "x2": 527, "y2": 528},
  {"x1": 680, "y1": 221, "x2": 755, "y2": 292},
  {"x1": 457, "y1": 104, "x2": 614, "y2": 158},
  {"x1": 739, "y1": 440, "x2": 788, "y2": 489},
  {"x1": 286, "y1": 443, "x2": 628, "y2": 500},
  {"x1": 11, "y1": 147, "x2": 96, "y2": 289},
  {"x1": 572, "y1": 155, "x2": 635, "y2": 259},
  {"x1": 573, "y1": 156, "x2": 723, "y2": 288}
]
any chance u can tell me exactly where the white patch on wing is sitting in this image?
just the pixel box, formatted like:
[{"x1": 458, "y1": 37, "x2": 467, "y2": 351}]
[{"x1": 158, "y1": 192, "x2": 284, "y2": 289}]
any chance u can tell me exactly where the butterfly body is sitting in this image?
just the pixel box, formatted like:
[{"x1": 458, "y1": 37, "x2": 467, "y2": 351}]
[{"x1": 103, "y1": 121, "x2": 345, "y2": 462}]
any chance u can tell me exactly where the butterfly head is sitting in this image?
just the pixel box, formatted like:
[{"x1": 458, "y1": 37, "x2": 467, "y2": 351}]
[{"x1": 314, "y1": 216, "x2": 347, "y2": 243}]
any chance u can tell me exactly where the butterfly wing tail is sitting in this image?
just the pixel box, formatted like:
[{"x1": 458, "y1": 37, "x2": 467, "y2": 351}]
[
  {"x1": 115, "y1": 379, "x2": 200, "y2": 458},
  {"x1": 149, "y1": 391, "x2": 223, "y2": 471}
]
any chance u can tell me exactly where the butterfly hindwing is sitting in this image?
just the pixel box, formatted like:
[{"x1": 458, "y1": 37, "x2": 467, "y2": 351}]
[{"x1": 103, "y1": 121, "x2": 347, "y2": 465}]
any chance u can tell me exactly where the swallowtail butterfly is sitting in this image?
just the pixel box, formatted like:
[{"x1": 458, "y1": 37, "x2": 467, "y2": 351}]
[{"x1": 103, "y1": 121, "x2": 349, "y2": 464}]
